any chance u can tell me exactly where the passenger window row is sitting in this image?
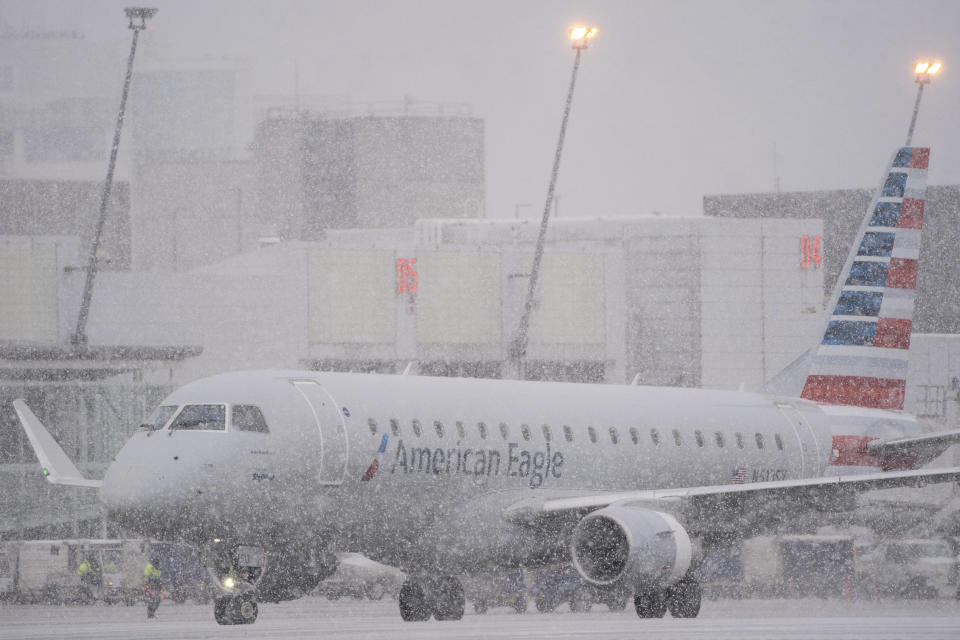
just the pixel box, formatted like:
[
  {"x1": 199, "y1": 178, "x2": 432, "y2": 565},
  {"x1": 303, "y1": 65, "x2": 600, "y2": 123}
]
[{"x1": 367, "y1": 418, "x2": 784, "y2": 451}]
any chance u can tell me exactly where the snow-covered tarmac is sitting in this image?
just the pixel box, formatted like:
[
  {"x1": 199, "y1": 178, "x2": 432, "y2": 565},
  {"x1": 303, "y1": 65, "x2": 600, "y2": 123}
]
[{"x1": 1, "y1": 596, "x2": 958, "y2": 640}]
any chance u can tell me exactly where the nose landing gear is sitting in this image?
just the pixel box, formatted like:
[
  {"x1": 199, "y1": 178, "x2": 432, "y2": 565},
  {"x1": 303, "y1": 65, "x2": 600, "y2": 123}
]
[
  {"x1": 204, "y1": 542, "x2": 265, "y2": 625},
  {"x1": 214, "y1": 592, "x2": 259, "y2": 625}
]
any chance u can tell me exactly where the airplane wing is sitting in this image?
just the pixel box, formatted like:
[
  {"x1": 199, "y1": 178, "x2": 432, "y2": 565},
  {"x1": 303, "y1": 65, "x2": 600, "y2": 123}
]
[
  {"x1": 12, "y1": 399, "x2": 103, "y2": 489},
  {"x1": 867, "y1": 429, "x2": 960, "y2": 468},
  {"x1": 503, "y1": 466, "x2": 960, "y2": 527}
]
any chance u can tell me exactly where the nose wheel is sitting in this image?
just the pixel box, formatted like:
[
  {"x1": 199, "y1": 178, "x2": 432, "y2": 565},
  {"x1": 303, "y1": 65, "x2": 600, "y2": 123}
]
[{"x1": 214, "y1": 593, "x2": 258, "y2": 625}]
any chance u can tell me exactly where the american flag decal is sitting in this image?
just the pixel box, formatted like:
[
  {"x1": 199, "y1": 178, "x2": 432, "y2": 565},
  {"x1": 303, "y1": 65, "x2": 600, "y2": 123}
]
[{"x1": 730, "y1": 467, "x2": 746, "y2": 484}]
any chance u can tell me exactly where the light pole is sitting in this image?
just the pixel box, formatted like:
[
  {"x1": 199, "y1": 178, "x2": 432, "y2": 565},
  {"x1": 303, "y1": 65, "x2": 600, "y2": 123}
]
[
  {"x1": 905, "y1": 60, "x2": 941, "y2": 146},
  {"x1": 507, "y1": 26, "x2": 597, "y2": 379},
  {"x1": 72, "y1": 7, "x2": 157, "y2": 347}
]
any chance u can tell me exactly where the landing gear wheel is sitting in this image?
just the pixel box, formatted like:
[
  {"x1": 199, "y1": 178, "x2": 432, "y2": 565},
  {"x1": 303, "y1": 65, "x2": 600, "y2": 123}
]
[
  {"x1": 399, "y1": 579, "x2": 431, "y2": 621},
  {"x1": 634, "y1": 589, "x2": 667, "y2": 618},
  {"x1": 234, "y1": 594, "x2": 258, "y2": 624},
  {"x1": 214, "y1": 594, "x2": 259, "y2": 625},
  {"x1": 569, "y1": 586, "x2": 592, "y2": 613},
  {"x1": 666, "y1": 577, "x2": 701, "y2": 618},
  {"x1": 513, "y1": 597, "x2": 528, "y2": 614},
  {"x1": 606, "y1": 592, "x2": 629, "y2": 611},
  {"x1": 535, "y1": 596, "x2": 556, "y2": 613},
  {"x1": 433, "y1": 576, "x2": 465, "y2": 621}
]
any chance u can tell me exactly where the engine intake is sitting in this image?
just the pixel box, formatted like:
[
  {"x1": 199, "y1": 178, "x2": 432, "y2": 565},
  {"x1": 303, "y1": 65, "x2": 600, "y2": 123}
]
[{"x1": 571, "y1": 505, "x2": 693, "y2": 588}]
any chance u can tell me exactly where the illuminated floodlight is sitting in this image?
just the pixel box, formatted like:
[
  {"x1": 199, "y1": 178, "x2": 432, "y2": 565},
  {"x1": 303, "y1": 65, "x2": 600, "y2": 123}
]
[
  {"x1": 570, "y1": 26, "x2": 598, "y2": 49},
  {"x1": 905, "y1": 59, "x2": 942, "y2": 145},
  {"x1": 914, "y1": 60, "x2": 942, "y2": 84}
]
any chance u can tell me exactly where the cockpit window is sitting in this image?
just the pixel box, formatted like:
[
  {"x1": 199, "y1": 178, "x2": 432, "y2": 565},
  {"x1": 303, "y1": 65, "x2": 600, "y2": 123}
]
[
  {"x1": 140, "y1": 405, "x2": 178, "y2": 431},
  {"x1": 169, "y1": 405, "x2": 226, "y2": 431},
  {"x1": 232, "y1": 405, "x2": 270, "y2": 433}
]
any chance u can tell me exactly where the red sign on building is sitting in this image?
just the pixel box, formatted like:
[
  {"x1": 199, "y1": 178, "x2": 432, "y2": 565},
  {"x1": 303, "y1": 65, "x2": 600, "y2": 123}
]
[
  {"x1": 800, "y1": 235, "x2": 821, "y2": 269},
  {"x1": 397, "y1": 258, "x2": 418, "y2": 293}
]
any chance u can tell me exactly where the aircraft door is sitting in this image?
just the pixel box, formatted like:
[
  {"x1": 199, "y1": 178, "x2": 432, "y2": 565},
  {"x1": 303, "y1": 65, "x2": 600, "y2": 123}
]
[
  {"x1": 292, "y1": 381, "x2": 349, "y2": 486},
  {"x1": 776, "y1": 403, "x2": 822, "y2": 478}
]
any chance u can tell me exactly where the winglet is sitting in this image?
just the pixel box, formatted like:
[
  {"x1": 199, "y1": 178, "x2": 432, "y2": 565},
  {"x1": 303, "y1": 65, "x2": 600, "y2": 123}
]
[{"x1": 12, "y1": 399, "x2": 102, "y2": 488}]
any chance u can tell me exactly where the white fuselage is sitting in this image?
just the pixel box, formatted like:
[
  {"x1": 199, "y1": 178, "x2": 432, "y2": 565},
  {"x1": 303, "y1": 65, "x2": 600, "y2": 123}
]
[{"x1": 101, "y1": 370, "x2": 922, "y2": 573}]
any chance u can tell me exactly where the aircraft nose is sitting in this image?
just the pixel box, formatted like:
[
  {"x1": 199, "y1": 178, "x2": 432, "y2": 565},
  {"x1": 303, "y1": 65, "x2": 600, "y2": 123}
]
[
  {"x1": 101, "y1": 455, "x2": 168, "y2": 534},
  {"x1": 100, "y1": 457, "x2": 135, "y2": 514},
  {"x1": 100, "y1": 440, "x2": 210, "y2": 538}
]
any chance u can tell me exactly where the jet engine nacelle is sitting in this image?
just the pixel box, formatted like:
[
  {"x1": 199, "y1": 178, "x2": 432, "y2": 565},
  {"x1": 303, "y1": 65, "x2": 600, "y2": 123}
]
[{"x1": 570, "y1": 505, "x2": 693, "y2": 589}]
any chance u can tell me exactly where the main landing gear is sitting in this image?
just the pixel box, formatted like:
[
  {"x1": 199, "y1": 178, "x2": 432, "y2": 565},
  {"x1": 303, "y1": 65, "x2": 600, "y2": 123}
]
[
  {"x1": 634, "y1": 577, "x2": 701, "y2": 619},
  {"x1": 399, "y1": 576, "x2": 465, "y2": 621}
]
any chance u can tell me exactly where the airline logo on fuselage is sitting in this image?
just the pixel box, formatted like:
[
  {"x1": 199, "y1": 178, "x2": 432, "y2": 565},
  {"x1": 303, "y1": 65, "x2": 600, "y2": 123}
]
[
  {"x1": 390, "y1": 439, "x2": 564, "y2": 489},
  {"x1": 360, "y1": 434, "x2": 389, "y2": 482}
]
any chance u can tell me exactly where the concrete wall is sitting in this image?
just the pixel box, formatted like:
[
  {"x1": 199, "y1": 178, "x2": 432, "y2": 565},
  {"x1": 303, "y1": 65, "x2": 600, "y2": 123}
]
[
  {"x1": 131, "y1": 155, "x2": 255, "y2": 271},
  {"x1": 51, "y1": 216, "x2": 824, "y2": 391},
  {"x1": 705, "y1": 185, "x2": 960, "y2": 334},
  {"x1": 0, "y1": 36, "x2": 129, "y2": 182},
  {"x1": 254, "y1": 113, "x2": 485, "y2": 240},
  {"x1": 699, "y1": 219, "x2": 824, "y2": 390},
  {"x1": 906, "y1": 334, "x2": 960, "y2": 423}
]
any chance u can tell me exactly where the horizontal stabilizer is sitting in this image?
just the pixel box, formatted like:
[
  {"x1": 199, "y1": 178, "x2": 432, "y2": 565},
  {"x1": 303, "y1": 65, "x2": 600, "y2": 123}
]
[
  {"x1": 12, "y1": 399, "x2": 102, "y2": 489},
  {"x1": 867, "y1": 428, "x2": 960, "y2": 468}
]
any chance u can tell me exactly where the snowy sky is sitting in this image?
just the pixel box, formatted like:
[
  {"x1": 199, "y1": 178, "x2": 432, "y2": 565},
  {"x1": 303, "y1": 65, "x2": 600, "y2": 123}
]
[{"x1": 5, "y1": 0, "x2": 960, "y2": 219}]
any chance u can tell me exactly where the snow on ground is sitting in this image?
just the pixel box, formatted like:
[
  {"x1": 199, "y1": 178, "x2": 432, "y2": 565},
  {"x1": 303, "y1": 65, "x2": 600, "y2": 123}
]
[{"x1": 0, "y1": 597, "x2": 958, "y2": 640}]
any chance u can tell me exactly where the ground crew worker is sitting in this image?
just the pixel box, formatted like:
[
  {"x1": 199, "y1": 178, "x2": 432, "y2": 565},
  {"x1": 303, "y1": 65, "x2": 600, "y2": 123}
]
[
  {"x1": 77, "y1": 558, "x2": 92, "y2": 582},
  {"x1": 77, "y1": 556, "x2": 98, "y2": 601},
  {"x1": 144, "y1": 561, "x2": 163, "y2": 618}
]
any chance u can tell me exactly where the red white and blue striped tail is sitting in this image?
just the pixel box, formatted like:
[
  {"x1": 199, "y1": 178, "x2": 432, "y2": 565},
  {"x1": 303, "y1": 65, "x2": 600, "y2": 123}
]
[{"x1": 800, "y1": 147, "x2": 929, "y2": 410}]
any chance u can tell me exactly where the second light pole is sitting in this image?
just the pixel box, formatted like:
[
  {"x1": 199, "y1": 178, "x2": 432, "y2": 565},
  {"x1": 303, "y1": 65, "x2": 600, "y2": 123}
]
[
  {"x1": 507, "y1": 26, "x2": 598, "y2": 379},
  {"x1": 905, "y1": 60, "x2": 941, "y2": 146}
]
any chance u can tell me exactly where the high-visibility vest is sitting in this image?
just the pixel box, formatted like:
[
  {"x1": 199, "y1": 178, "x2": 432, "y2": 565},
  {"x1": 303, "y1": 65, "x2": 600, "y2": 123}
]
[
  {"x1": 144, "y1": 563, "x2": 161, "y2": 580},
  {"x1": 77, "y1": 560, "x2": 91, "y2": 577}
]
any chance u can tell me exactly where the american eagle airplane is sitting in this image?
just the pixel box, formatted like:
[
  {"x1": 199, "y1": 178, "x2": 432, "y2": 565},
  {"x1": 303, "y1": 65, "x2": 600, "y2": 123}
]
[{"x1": 15, "y1": 146, "x2": 960, "y2": 626}]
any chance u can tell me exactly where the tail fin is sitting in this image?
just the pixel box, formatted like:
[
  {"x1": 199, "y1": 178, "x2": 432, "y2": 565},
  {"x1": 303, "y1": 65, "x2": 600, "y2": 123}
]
[{"x1": 800, "y1": 147, "x2": 929, "y2": 410}]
